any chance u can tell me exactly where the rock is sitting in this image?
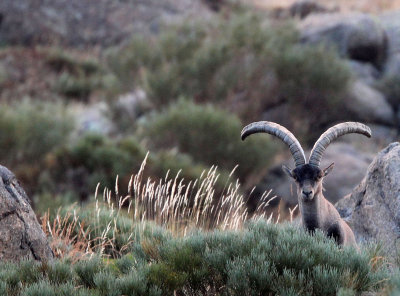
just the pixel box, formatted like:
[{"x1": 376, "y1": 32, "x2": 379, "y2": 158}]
[
  {"x1": 0, "y1": 0, "x2": 211, "y2": 47},
  {"x1": 113, "y1": 90, "x2": 150, "y2": 122},
  {"x1": 289, "y1": 0, "x2": 331, "y2": 19},
  {"x1": 340, "y1": 123, "x2": 398, "y2": 153},
  {"x1": 255, "y1": 143, "x2": 372, "y2": 206},
  {"x1": 346, "y1": 80, "x2": 395, "y2": 125},
  {"x1": 336, "y1": 143, "x2": 400, "y2": 255},
  {"x1": 71, "y1": 102, "x2": 114, "y2": 135},
  {"x1": 379, "y1": 10, "x2": 400, "y2": 56},
  {"x1": 347, "y1": 60, "x2": 380, "y2": 85},
  {"x1": 0, "y1": 165, "x2": 53, "y2": 261},
  {"x1": 383, "y1": 53, "x2": 400, "y2": 78},
  {"x1": 299, "y1": 13, "x2": 388, "y2": 68}
]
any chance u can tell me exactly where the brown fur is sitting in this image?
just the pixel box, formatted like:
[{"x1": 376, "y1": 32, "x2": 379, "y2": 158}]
[{"x1": 284, "y1": 164, "x2": 358, "y2": 249}]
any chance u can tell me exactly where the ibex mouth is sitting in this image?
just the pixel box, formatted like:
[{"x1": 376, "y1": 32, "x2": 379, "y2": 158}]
[{"x1": 302, "y1": 194, "x2": 314, "y2": 202}]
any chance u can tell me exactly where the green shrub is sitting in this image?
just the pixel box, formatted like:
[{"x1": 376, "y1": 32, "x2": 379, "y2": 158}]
[
  {"x1": 57, "y1": 283, "x2": 77, "y2": 296},
  {"x1": 109, "y1": 8, "x2": 351, "y2": 140},
  {"x1": 386, "y1": 270, "x2": 400, "y2": 296},
  {"x1": 147, "y1": 262, "x2": 187, "y2": 293},
  {"x1": 21, "y1": 280, "x2": 56, "y2": 296},
  {"x1": 272, "y1": 43, "x2": 351, "y2": 142},
  {"x1": 50, "y1": 134, "x2": 146, "y2": 198},
  {"x1": 0, "y1": 219, "x2": 393, "y2": 295},
  {"x1": 142, "y1": 99, "x2": 276, "y2": 181},
  {"x1": 0, "y1": 100, "x2": 73, "y2": 166},
  {"x1": 129, "y1": 220, "x2": 387, "y2": 295},
  {"x1": 46, "y1": 48, "x2": 117, "y2": 101},
  {"x1": 0, "y1": 100, "x2": 73, "y2": 195},
  {"x1": 54, "y1": 72, "x2": 94, "y2": 100},
  {"x1": 46, "y1": 49, "x2": 101, "y2": 76},
  {"x1": 114, "y1": 254, "x2": 136, "y2": 275},
  {"x1": 94, "y1": 272, "x2": 120, "y2": 296},
  {"x1": 49, "y1": 131, "x2": 233, "y2": 201},
  {"x1": 0, "y1": 266, "x2": 21, "y2": 295},
  {"x1": 18, "y1": 260, "x2": 44, "y2": 285},
  {"x1": 74, "y1": 257, "x2": 105, "y2": 288},
  {"x1": 48, "y1": 261, "x2": 74, "y2": 285},
  {"x1": 0, "y1": 281, "x2": 6, "y2": 296},
  {"x1": 117, "y1": 270, "x2": 151, "y2": 296}
]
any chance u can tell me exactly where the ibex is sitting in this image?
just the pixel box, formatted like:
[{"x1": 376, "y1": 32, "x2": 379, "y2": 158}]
[{"x1": 241, "y1": 121, "x2": 371, "y2": 248}]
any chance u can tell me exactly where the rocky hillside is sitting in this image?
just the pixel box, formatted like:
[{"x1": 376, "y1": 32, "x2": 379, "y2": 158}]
[
  {"x1": 258, "y1": 2, "x2": 400, "y2": 208},
  {"x1": 0, "y1": 0, "x2": 400, "y2": 220},
  {"x1": 0, "y1": 0, "x2": 212, "y2": 47}
]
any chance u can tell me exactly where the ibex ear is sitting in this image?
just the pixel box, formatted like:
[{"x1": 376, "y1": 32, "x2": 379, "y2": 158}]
[
  {"x1": 323, "y1": 163, "x2": 334, "y2": 177},
  {"x1": 282, "y1": 164, "x2": 295, "y2": 179}
]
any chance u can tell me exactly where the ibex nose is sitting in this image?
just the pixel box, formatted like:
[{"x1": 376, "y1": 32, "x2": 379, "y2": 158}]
[{"x1": 302, "y1": 190, "x2": 312, "y2": 197}]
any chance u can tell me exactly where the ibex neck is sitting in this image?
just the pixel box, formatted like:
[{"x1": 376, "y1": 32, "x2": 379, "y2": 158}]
[{"x1": 299, "y1": 192, "x2": 327, "y2": 232}]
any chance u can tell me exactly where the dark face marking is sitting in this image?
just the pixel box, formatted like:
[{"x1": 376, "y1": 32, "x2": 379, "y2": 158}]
[
  {"x1": 282, "y1": 163, "x2": 334, "y2": 202},
  {"x1": 291, "y1": 164, "x2": 323, "y2": 202}
]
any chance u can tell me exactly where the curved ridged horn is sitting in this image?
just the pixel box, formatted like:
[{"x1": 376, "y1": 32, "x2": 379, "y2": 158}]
[
  {"x1": 241, "y1": 121, "x2": 306, "y2": 167},
  {"x1": 309, "y1": 122, "x2": 372, "y2": 167}
]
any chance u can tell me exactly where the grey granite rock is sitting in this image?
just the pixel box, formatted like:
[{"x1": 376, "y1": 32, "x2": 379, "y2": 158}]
[
  {"x1": 0, "y1": 165, "x2": 53, "y2": 261},
  {"x1": 336, "y1": 142, "x2": 400, "y2": 256}
]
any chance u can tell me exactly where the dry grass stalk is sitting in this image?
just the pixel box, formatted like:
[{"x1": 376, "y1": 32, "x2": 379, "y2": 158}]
[
  {"x1": 42, "y1": 153, "x2": 277, "y2": 257},
  {"x1": 115, "y1": 153, "x2": 276, "y2": 233}
]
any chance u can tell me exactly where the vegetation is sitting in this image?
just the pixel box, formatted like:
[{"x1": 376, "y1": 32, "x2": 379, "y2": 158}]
[
  {"x1": 0, "y1": 219, "x2": 391, "y2": 295},
  {"x1": 0, "y1": 100, "x2": 73, "y2": 195},
  {"x1": 46, "y1": 48, "x2": 116, "y2": 102},
  {"x1": 141, "y1": 99, "x2": 277, "y2": 182},
  {"x1": 1, "y1": 2, "x2": 400, "y2": 296},
  {"x1": 0, "y1": 5, "x2": 353, "y2": 210},
  {"x1": 108, "y1": 8, "x2": 351, "y2": 141},
  {"x1": 32, "y1": 159, "x2": 396, "y2": 296}
]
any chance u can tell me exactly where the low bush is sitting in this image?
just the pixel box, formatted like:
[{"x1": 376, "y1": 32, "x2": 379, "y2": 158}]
[
  {"x1": 47, "y1": 132, "x2": 232, "y2": 202},
  {"x1": 386, "y1": 271, "x2": 400, "y2": 296},
  {"x1": 46, "y1": 48, "x2": 117, "y2": 102},
  {"x1": 109, "y1": 7, "x2": 351, "y2": 140},
  {"x1": 0, "y1": 220, "x2": 393, "y2": 295},
  {"x1": 141, "y1": 99, "x2": 276, "y2": 183},
  {"x1": 0, "y1": 100, "x2": 73, "y2": 195},
  {"x1": 46, "y1": 49, "x2": 101, "y2": 76},
  {"x1": 48, "y1": 134, "x2": 146, "y2": 200},
  {"x1": 54, "y1": 72, "x2": 95, "y2": 100}
]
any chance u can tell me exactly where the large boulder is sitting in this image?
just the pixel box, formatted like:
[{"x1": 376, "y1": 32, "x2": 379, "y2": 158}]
[
  {"x1": 0, "y1": 165, "x2": 53, "y2": 261},
  {"x1": 379, "y1": 10, "x2": 400, "y2": 57},
  {"x1": 346, "y1": 60, "x2": 380, "y2": 85},
  {"x1": 336, "y1": 143, "x2": 400, "y2": 256},
  {"x1": 345, "y1": 80, "x2": 395, "y2": 126},
  {"x1": 299, "y1": 13, "x2": 388, "y2": 68},
  {"x1": 254, "y1": 143, "x2": 372, "y2": 206}
]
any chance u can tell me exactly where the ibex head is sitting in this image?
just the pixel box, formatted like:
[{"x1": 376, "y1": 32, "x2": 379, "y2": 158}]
[
  {"x1": 241, "y1": 122, "x2": 371, "y2": 203},
  {"x1": 282, "y1": 163, "x2": 334, "y2": 202}
]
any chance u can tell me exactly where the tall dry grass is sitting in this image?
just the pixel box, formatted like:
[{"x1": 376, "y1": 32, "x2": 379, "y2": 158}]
[{"x1": 42, "y1": 153, "x2": 280, "y2": 259}]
